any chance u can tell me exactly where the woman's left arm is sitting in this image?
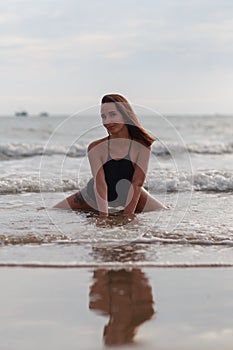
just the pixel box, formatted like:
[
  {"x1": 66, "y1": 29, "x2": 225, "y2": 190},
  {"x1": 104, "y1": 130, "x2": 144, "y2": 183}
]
[{"x1": 123, "y1": 144, "x2": 151, "y2": 215}]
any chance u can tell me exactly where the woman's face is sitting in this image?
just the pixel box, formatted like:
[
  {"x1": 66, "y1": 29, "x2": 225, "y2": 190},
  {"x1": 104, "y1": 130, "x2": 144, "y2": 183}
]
[{"x1": 101, "y1": 102, "x2": 127, "y2": 135}]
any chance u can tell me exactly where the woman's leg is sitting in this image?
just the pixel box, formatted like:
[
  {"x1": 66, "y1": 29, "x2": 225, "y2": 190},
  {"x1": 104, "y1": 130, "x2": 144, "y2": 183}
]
[
  {"x1": 53, "y1": 191, "x2": 97, "y2": 212},
  {"x1": 135, "y1": 188, "x2": 166, "y2": 213}
]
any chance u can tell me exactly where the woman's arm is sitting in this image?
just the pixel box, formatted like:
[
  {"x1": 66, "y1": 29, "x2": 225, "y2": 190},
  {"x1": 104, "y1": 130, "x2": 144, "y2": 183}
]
[
  {"x1": 88, "y1": 140, "x2": 108, "y2": 217},
  {"x1": 123, "y1": 144, "x2": 151, "y2": 215},
  {"x1": 94, "y1": 168, "x2": 108, "y2": 216}
]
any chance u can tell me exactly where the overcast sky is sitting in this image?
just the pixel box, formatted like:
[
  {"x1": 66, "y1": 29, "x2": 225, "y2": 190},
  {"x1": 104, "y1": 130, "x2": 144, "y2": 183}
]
[{"x1": 1, "y1": 0, "x2": 233, "y2": 115}]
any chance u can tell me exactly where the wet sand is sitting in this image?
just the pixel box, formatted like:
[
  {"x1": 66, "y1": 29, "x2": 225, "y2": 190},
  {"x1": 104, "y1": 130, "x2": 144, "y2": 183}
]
[{"x1": 0, "y1": 267, "x2": 233, "y2": 350}]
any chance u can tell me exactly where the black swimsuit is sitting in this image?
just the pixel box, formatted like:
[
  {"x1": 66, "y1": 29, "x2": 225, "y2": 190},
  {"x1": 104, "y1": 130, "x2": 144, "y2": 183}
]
[{"x1": 86, "y1": 137, "x2": 135, "y2": 207}]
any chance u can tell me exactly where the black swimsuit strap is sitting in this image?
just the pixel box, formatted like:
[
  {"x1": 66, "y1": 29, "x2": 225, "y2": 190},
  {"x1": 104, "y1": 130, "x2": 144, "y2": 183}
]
[{"x1": 107, "y1": 136, "x2": 133, "y2": 160}]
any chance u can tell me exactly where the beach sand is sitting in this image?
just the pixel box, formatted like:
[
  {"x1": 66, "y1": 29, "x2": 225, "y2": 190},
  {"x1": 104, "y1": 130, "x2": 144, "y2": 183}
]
[{"x1": 0, "y1": 267, "x2": 233, "y2": 350}]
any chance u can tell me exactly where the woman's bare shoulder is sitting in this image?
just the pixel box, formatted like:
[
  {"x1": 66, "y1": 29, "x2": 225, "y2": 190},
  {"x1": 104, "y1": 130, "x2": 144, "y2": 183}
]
[{"x1": 88, "y1": 137, "x2": 108, "y2": 152}]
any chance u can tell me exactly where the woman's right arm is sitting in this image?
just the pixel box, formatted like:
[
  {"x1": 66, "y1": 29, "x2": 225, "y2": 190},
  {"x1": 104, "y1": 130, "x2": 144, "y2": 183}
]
[
  {"x1": 88, "y1": 141, "x2": 108, "y2": 217},
  {"x1": 94, "y1": 168, "x2": 108, "y2": 217}
]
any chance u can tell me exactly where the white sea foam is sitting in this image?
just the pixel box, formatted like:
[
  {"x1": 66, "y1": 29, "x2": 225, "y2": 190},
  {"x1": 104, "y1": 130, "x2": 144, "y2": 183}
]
[
  {"x1": 0, "y1": 176, "x2": 79, "y2": 194},
  {"x1": 1, "y1": 170, "x2": 232, "y2": 194}
]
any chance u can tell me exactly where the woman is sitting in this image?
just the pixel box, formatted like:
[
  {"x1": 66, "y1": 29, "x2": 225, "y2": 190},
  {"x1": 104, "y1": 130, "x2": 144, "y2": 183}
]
[{"x1": 54, "y1": 94, "x2": 166, "y2": 216}]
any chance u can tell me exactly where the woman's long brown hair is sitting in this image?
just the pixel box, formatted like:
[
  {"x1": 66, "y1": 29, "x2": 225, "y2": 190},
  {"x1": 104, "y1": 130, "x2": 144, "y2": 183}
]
[{"x1": 101, "y1": 94, "x2": 155, "y2": 147}]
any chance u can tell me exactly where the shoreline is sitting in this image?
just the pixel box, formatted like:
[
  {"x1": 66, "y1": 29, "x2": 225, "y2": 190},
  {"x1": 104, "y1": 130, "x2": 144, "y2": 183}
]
[{"x1": 0, "y1": 262, "x2": 233, "y2": 268}]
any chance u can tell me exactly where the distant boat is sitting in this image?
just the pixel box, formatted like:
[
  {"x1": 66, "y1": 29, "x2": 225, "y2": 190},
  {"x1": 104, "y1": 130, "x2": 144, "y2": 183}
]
[
  {"x1": 39, "y1": 112, "x2": 49, "y2": 117},
  {"x1": 15, "y1": 111, "x2": 28, "y2": 117}
]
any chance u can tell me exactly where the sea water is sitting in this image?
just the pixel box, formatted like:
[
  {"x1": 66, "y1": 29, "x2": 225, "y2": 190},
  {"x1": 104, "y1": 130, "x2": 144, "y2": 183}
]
[{"x1": 0, "y1": 109, "x2": 233, "y2": 267}]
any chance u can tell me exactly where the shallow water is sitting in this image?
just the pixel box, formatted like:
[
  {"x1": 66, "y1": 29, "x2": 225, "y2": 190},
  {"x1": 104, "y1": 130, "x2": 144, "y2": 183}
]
[
  {"x1": 0, "y1": 191, "x2": 232, "y2": 267},
  {"x1": 1, "y1": 113, "x2": 233, "y2": 267}
]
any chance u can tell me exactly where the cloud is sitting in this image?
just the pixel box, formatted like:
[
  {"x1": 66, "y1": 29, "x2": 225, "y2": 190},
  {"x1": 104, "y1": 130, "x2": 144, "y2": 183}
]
[
  {"x1": 0, "y1": 13, "x2": 19, "y2": 24},
  {"x1": 199, "y1": 328, "x2": 233, "y2": 342}
]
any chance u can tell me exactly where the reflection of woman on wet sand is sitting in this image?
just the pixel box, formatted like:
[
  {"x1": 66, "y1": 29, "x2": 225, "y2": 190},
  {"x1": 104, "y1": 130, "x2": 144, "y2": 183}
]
[{"x1": 89, "y1": 269, "x2": 155, "y2": 346}]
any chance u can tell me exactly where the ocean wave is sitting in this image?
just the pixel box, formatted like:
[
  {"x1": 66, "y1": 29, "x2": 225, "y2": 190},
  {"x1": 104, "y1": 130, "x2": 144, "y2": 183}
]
[
  {"x1": 0, "y1": 143, "x2": 86, "y2": 160},
  {"x1": 148, "y1": 170, "x2": 233, "y2": 192},
  {"x1": 1, "y1": 141, "x2": 233, "y2": 160},
  {"x1": 1, "y1": 170, "x2": 232, "y2": 194},
  {"x1": 0, "y1": 176, "x2": 78, "y2": 194},
  {"x1": 152, "y1": 141, "x2": 233, "y2": 156},
  {"x1": 188, "y1": 142, "x2": 233, "y2": 154}
]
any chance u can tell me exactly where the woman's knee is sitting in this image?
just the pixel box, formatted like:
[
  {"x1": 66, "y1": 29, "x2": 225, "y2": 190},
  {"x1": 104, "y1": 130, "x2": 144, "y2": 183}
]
[
  {"x1": 54, "y1": 192, "x2": 88, "y2": 210},
  {"x1": 136, "y1": 189, "x2": 165, "y2": 212}
]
